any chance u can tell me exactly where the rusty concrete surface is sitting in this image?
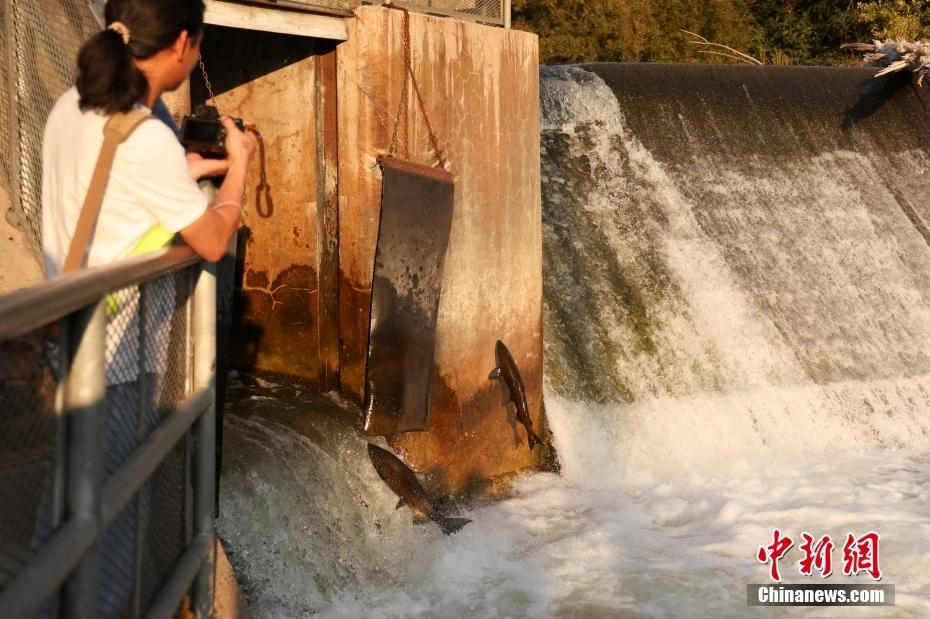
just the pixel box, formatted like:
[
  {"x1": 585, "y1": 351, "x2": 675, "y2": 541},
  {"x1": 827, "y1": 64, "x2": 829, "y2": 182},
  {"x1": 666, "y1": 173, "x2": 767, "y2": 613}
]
[
  {"x1": 337, "y1": 7, "x2": 550, "y2": 494},
  {"x1": 199, "y1": 28, "x2": 326, "y2": 379}
]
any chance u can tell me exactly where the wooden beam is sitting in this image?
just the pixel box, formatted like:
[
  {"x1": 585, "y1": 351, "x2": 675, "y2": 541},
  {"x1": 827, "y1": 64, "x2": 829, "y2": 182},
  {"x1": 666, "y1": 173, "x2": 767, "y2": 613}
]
[
  {"x1": 316, "y1": 49, "x2": 341, "y2": 392},
  {"x1": 204, "y1": 0, "x2": 349, "y2": 40}
]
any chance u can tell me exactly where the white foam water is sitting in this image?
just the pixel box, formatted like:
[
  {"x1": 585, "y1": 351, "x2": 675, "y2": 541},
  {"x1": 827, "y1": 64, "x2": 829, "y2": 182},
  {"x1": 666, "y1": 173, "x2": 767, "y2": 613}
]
[
  {"x1": 219, "y1": 66, "x2": 930, "y2": 617},
  {"x1": 219, "y1": 399, "x2": 930, "y2": 618}
]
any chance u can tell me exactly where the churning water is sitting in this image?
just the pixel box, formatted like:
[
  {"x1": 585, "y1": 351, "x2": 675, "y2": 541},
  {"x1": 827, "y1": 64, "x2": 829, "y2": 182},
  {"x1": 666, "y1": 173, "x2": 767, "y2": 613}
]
[{"x1": 219, "y1": 65, "x2": 930, "y2": 617}]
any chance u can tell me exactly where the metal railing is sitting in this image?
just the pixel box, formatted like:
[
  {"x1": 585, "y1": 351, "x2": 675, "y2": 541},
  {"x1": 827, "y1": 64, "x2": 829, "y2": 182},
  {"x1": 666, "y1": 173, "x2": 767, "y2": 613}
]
[
  {"x1": 382, "y1": 0, "x2": 511, "y2": 28},
  {"x1": 0, "y1": 247, "x2": 218, "y2": 619}
]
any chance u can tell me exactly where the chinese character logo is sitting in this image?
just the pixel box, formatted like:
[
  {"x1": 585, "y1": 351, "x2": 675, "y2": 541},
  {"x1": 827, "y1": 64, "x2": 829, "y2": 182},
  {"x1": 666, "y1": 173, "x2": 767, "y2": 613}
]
[
  {"x1": 798, "y1": 533, "x2": 834, "y2": 578},
  {"x1": 842, "y1": 531, "x2": 882, "y2": 581},
  {"x1": 757, "y1": 529, "x2": 794, "y2": 582},
  {"x1": 757, "y1": 530, "x2": 883, "y2": 581}
]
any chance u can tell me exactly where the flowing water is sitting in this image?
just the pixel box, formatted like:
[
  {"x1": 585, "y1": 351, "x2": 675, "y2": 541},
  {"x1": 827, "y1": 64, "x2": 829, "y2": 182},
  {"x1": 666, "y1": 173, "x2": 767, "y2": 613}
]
[{"x1": 219, "y1": 65, "x2": 930, "y2": 617}]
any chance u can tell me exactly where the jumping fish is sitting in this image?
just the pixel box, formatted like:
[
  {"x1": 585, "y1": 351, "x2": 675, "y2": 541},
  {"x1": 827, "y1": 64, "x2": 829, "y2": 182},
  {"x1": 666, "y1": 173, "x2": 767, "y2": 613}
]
[
  {"x1": 489, "y1": 340, "x2": 542, "y2": 450},
  {"x1": 366, "y1": 443, "x2": 471, "y2": 535}
]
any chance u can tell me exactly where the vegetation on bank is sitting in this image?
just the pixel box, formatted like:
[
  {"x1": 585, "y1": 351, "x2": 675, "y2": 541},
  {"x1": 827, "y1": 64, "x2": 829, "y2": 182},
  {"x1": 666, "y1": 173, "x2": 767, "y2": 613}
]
[{"x1": 512, "y1": 0, "x2": 930, "y2": 66}]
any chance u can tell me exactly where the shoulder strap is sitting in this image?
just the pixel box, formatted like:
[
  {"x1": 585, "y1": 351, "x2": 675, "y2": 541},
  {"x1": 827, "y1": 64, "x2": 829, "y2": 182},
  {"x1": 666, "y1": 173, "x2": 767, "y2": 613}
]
[{"x1": 61, "y1": 109, "x2": 152, "y2": 274}]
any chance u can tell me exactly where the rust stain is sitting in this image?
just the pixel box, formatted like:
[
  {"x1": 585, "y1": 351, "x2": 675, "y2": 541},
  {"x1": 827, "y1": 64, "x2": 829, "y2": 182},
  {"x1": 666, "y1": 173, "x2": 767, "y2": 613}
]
[
  {"x1": 244, "y1": 269, "x2": 270, "y2": 289},
  {"x1": 338, "y1": 278, "x2": 371, "y2": 406},
  {"x1": 336, "y1": 8, "x2": 549, "y2": 496},
  {"x1": 388, "y1": 334, "x2": 554, "y2": 499},
  {"x1": 381, "y1": 315, "x2": 552, "y2": 499},
  {"x1": 234, "y1": 264, "x2": 320, "y2": 380},
  {"x1": 323, "y1": 199, "x2": 338, "y2": 253}
]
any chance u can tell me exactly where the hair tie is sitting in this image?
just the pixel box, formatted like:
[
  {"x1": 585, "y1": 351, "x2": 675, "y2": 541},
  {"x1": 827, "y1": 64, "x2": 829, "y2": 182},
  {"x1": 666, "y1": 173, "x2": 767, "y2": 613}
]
[{"x1": 108, "y1": 21, "x2": 131, "y2": 45}]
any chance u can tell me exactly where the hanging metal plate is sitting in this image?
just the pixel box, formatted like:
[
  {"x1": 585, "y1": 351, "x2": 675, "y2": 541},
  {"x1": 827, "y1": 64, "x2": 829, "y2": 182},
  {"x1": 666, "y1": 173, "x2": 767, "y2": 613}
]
[{"x1": 365, "y1": 156, "x2": 454, "y2": 435}]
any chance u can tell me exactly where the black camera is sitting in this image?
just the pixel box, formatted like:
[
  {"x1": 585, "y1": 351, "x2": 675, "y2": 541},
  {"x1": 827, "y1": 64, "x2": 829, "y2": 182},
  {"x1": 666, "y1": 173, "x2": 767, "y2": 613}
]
[{"x1": 179, "y1": 104, "x2": 244, "y2": 156}]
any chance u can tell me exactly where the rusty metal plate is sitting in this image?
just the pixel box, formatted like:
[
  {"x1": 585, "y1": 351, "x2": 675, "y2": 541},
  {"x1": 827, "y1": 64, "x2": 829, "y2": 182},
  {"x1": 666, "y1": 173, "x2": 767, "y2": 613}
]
[{"x1": 365, "y1": 157, "x2": 454, "y2": 435}]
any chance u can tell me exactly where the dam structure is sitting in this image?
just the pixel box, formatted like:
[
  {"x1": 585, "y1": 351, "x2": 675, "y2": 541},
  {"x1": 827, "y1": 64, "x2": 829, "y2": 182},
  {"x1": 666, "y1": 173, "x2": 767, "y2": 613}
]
[
  {"x1": 217, "y1": 64, "x2": 930, "y2": 615},
  {"x1": 0, "y1": 1, "x2": 545, "y2": 616},
  {"x1": 3, "y1": 0, "x2": 930, "y2": 615}
]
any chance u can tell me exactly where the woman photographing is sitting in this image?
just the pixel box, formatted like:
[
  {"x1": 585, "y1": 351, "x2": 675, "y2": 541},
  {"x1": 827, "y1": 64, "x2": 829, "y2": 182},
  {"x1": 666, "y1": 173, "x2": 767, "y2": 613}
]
[
  {"x1": 42, "y1": 0, "x2": 257, "y2": 276},
  {"x1": 37, "y1": 2, "x2": 257, "y2": 615}
]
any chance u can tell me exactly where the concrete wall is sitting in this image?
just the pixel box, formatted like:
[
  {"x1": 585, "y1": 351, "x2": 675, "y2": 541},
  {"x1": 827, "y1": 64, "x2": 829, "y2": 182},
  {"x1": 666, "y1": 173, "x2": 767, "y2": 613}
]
[
  {"x1": 193, "y1": 10, "x2": 549, "y2": 495},
  {"x1": 199, "y1": 28, "x2": 339, "y2": 384},
  {"x1": 337, "y1": 7, "x2": 549, "y2": 494}
]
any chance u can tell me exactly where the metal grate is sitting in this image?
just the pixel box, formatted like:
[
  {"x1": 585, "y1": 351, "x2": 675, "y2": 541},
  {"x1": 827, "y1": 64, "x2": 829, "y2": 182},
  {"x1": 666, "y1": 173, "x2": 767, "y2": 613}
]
[
  {"x1": 148, "y1": 272, "x2": 195, "y2": 412},
  {"x1": 138, "y1": 443, "x2": 188, "y2": 612},
  {"x1": 282, "y1": 0, "x2": 361, "y2": 10},
  {"x1": 96, "y1": 271, "x2": 195, "y2": 616},
  {"x1": 0, "y1": 327, "x2": 59, "y2": 593},
  {"x1": 263, "y1": 0, "x2": 508, "y2": 26},
  {"x1": 389, "y1": 0, "x2": 506, "y2": 25},
  {"x1": 0, "y1": 263, "x2": 201, "y2": 616},
  {"x1": 1, "y1": 1, "x2": 101, "y2": 267}
]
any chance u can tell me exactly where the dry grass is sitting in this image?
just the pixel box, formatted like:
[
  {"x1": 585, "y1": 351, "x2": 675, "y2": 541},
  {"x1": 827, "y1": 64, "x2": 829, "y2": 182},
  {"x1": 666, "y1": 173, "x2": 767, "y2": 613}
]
[{"x1": 682, "y1": 30, "x2": 762, "y2": 65}]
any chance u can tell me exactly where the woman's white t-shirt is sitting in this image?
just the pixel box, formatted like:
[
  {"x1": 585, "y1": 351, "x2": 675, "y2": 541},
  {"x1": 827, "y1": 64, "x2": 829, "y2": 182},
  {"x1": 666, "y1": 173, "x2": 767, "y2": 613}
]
[{"x1": 42, "y1": 87, "x2": 208, "y2": 277}]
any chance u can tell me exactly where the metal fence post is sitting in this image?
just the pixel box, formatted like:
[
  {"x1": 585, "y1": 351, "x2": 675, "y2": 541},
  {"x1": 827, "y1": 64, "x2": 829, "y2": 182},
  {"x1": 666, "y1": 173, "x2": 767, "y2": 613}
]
[
  {"x1": 131, "y1": 284, "x2": 150, "y2": 619},
  {"x1": 503, "y1": 0, "x2": 511, "y2": 28},
  {"x1": 191, "y1": 263, "x2": 217, "y2": 618},
  {"x1": 62, "y1": 300, "x2": 108, "y2": 619}
]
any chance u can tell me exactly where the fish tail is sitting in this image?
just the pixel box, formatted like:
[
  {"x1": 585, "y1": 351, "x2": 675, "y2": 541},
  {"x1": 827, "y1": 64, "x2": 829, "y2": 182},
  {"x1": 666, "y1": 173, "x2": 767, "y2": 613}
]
[
  {"x1": 435, "y1": 515, "x2": 471, "y2": 535},
  {"x1": 527, "y1": 430, "x2": 543, "y2": 450}
]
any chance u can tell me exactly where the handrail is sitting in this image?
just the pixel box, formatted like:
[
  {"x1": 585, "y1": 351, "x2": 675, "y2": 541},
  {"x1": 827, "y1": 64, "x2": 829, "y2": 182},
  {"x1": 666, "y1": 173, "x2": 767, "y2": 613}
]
[
  {"x1": 0, "y1": 250, "x2": 218, "y2": 618},
  {"x1": 0, "y1": 391, "x2": 213, "y2": 617},
  {"x1": 0, "y1": 519, "x2": 97, "y2": 619},
  {"x1": 144, "y1": 534, "x2": 214, "y2": 619},
  {"x1": 0, "y1": 389, "x2": 213, "y2": 619},
  {"x1": 0, "y1": 246, "x2": 200, "y2": 340},
  {"x1": 101, "y1": 389, "x2": 213, "y2": 527}
]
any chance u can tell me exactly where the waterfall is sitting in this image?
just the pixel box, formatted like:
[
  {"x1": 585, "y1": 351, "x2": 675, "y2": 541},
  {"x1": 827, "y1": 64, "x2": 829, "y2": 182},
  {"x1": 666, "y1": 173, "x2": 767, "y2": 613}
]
[
  {"x1": 541, "y1": 65, "x2": 930, "y2": 479},
  {"x1": 218, "y1": 65, "x2": 930, "y2": 617}
]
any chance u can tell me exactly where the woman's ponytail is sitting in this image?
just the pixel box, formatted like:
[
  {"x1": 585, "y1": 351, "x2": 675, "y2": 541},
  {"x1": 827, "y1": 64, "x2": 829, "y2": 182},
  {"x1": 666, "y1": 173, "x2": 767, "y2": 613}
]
[
  {"x1": 76, "y1": 28, "x2": 148, "y2": 115},
  {"x1": 74, "y1": 0, "x2": 205, "y2": 115}
]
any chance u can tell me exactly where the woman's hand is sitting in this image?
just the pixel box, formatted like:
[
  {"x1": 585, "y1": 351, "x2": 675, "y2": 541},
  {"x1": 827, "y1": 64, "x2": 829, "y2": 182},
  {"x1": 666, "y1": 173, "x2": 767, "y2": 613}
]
[
  {"x1": 221, "y1": 116, "x2": 258, "y2": 169},
  {"x1": 186, "y1": 152, "x2": 230, "y2": 180},
  {"x1": 185, "y1": 115, "x2": 258, "y2": 180}
]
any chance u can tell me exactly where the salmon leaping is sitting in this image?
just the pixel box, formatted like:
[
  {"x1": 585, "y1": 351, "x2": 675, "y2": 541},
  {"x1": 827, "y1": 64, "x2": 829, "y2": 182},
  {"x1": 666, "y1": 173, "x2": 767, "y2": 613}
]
[
  {"x1": 367, "y1": 443, "x2": 471, "y2": 535},
  {"x1": 489, "y1": 340, "x2": 542, "y2": 450}
]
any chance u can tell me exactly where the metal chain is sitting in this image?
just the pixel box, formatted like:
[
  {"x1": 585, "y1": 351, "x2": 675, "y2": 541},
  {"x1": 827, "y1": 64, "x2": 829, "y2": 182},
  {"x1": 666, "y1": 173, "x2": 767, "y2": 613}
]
[
  {"x1": 386, "y1": 6, "x2": 448, "y2": 170},
  {"x1": 388, "y1": 45, "x2": 410, "y2": 158},
  {"x1": 199, "y1": 57, "x2": 218, "y2": 111},
  {"x1": 400, "y1": 8, "x2": 447, "y2": 169},
  {"x1": 197, "y1": 56, "x2": 266, "y2": 212}
]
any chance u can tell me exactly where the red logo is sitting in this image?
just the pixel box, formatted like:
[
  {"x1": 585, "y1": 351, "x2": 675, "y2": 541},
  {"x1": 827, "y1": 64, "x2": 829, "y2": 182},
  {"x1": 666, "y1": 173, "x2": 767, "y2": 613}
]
[
  {"x1": 798, "y1": 533, "x2": 834, "y2": 578},
  {"x1": 842, "y1": 532, "x2": 882, "y2": 581},
  {"x1": 757, "y1": 529, "x2": 794, "y2": 582},
  {"x1": 757, "y1": 530, "x2": 882, "y2": 581}
]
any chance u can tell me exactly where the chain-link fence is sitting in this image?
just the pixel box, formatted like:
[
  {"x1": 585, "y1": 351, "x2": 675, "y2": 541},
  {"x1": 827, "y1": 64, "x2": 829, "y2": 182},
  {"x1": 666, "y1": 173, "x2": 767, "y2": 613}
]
[
  {"x1": 296, "y1": 0, "x2": 510, "y2": 26},
  {"x1": 0, "y1": 249, "x2": 218, "y2": 619},
  {"x1": 1, "y1": 1, "x2": 101, "y2": 267},
  {"x1": 391, "y1": 0, "x2": 508, "y2": 26},
  {"x1": 0, "y1": 325, "x2": 58, "y2": 597}
]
